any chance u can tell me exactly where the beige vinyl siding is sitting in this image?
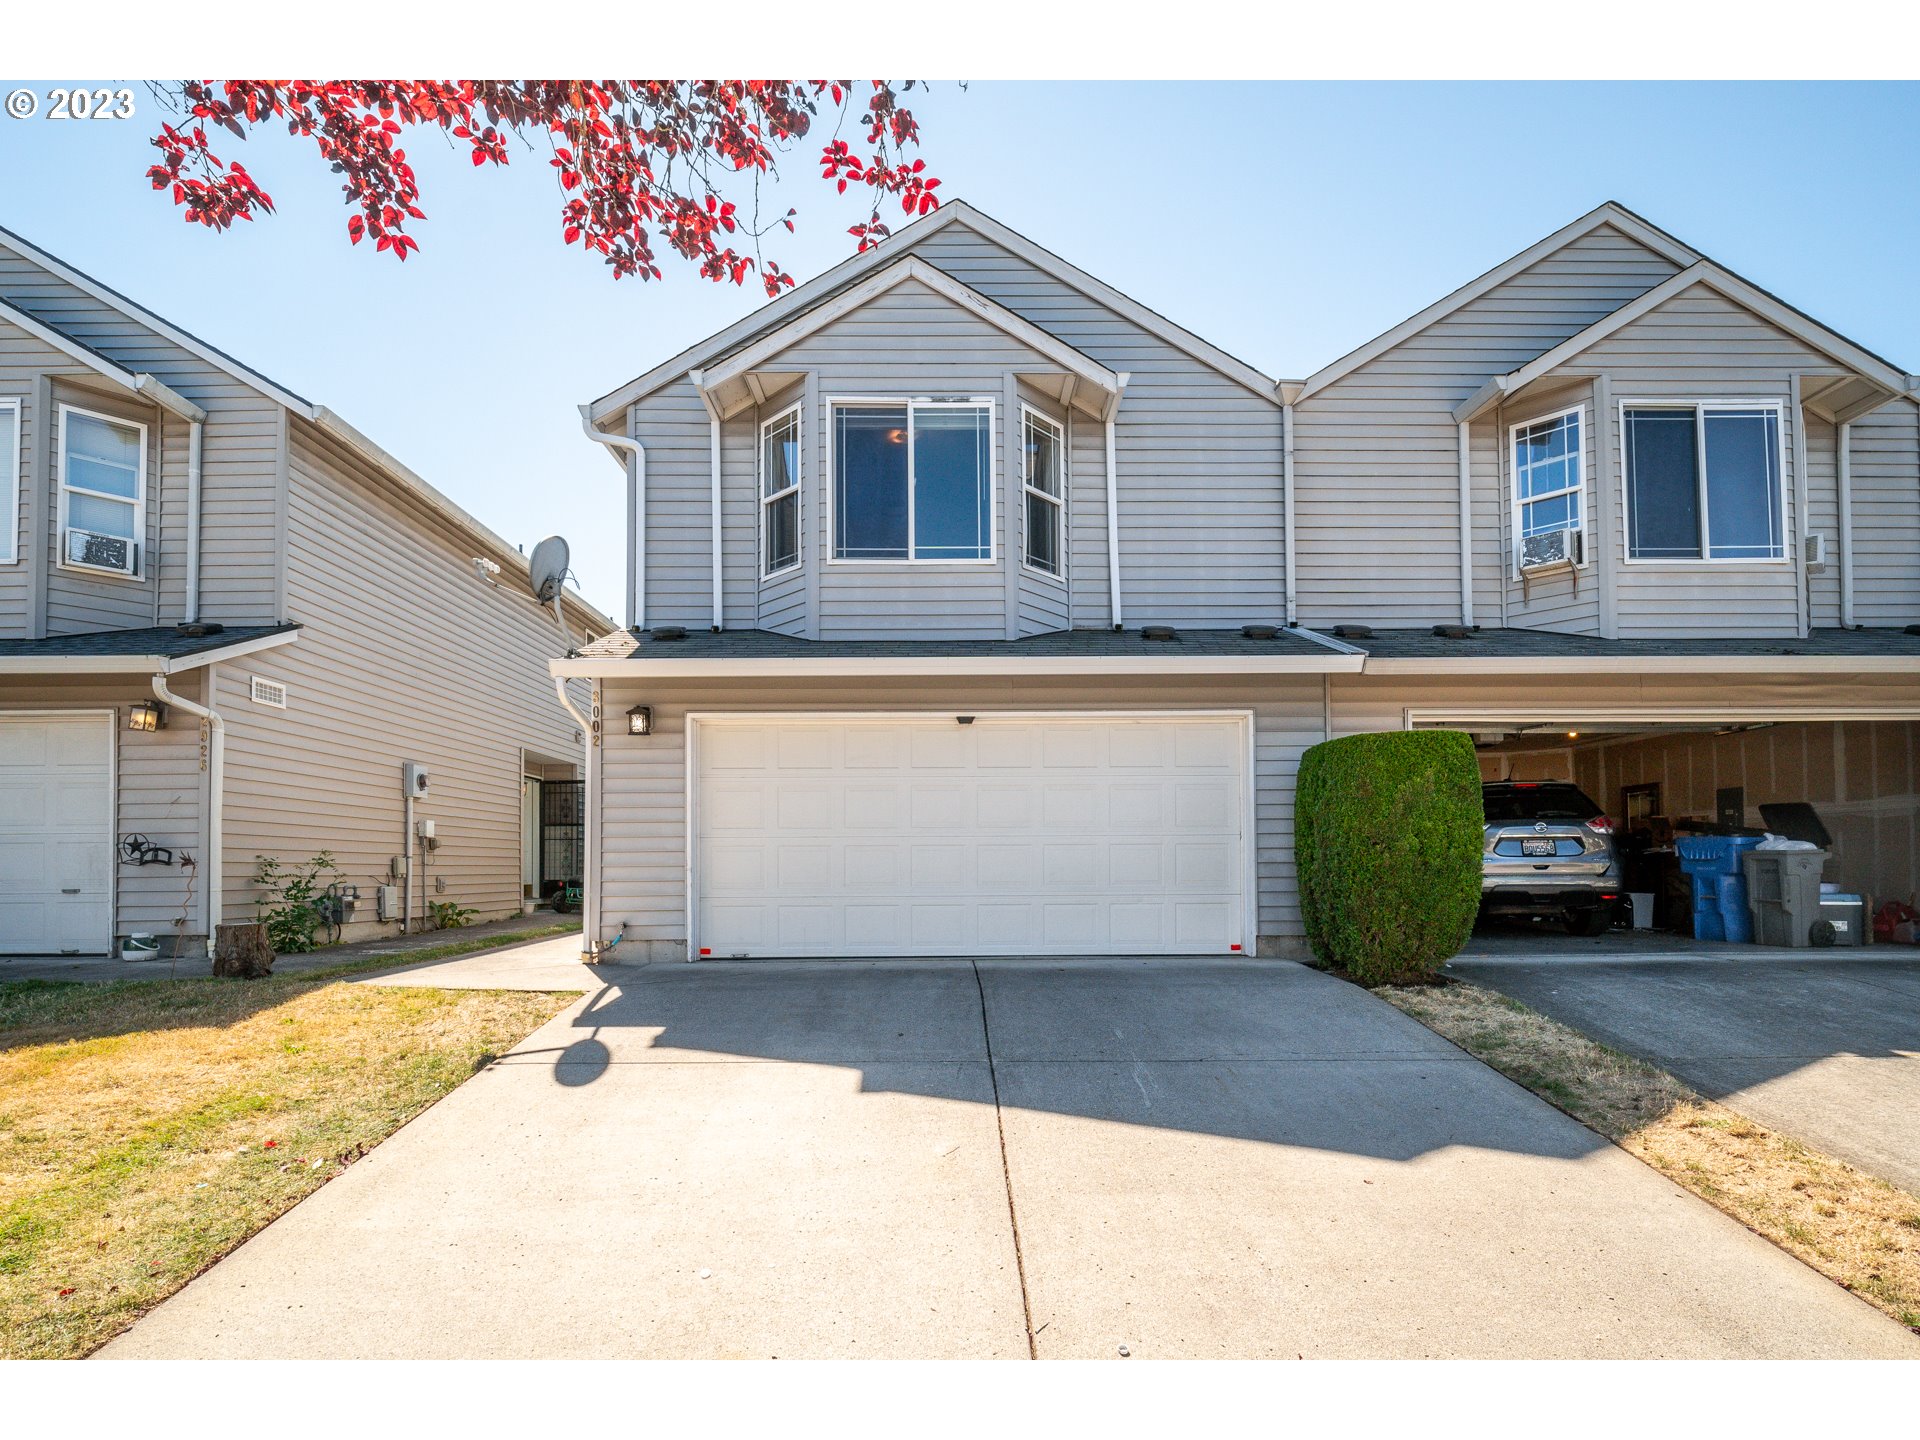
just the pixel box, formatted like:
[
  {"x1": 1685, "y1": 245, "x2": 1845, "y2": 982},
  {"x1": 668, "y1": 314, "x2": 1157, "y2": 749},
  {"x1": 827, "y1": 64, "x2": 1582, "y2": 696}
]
[
  {"x1": 1804, "y1": 411, "x2": 1841, "y2": 626},
  {"x1": 0, "y1": 240, "x2": 285, "y2": 632},
  {"x1": 1850, "y1": 402, "x2": 1920, "y2": 626},
  {"x1": 905, "y1": 225, "x2": 1285, "y2": 629},
  {"x1": 594, "y1": 674, "x2": 1327, "y2": 959},
  {"x1": 1578, "y1": 289, "x2": 1829, "y2": 639},
  {"x1": 215, "y1": 418, "x2": 586, "y2": 935},
  {"x1": 0, "y1": 672, "x2": 211, "y2": 942},
  {"x1": 1294, "y1": 224, "x2": 1683, "y2": 628}
]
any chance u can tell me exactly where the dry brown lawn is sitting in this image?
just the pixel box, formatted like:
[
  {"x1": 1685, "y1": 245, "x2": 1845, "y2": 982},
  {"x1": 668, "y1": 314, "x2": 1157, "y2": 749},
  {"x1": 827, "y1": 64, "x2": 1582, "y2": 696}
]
[
  {"x1": 1382, "y1": 980, "x2": 1920, "y2": 1333},
  {"x1": 0, "y1": 975, "x2": 570, "y2": 1359}
]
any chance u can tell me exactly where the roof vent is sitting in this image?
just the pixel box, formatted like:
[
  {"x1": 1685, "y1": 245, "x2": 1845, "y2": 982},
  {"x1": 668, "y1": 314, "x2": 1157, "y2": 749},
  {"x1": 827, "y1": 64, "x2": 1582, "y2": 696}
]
[
  {"x1": 1140, "y1": 625, "x2": 1178, "y2": 642},
  {"x1": 1331, "y1": 624, "x2": 1374, "y2": 640},
  {"x1": 1431, "y1": 624, "x2": 1473, "y2": 640},
  {"x1": 1240, "y1": 624, "x2": 1279, "y2": 640},
  {"x1": 174, "y1": 621, "x2": 225, "y2": 638},
  {"x1": 650, "y1": 625, "x2": 688, "y2": 642}
]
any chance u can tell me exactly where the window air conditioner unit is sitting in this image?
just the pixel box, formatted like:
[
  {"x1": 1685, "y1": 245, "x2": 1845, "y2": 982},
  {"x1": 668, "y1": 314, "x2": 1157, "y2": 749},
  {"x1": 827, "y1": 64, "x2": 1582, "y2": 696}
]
[
  {"x1": 1804, "y1": 532, "x2": 1828, "y2": 573},
  {"x1": 1519, "y1": 527, "x2": 1581, "y2": 573},
  {"x1": 67, "y1": 527, "x2": 136, "y2": 575}
]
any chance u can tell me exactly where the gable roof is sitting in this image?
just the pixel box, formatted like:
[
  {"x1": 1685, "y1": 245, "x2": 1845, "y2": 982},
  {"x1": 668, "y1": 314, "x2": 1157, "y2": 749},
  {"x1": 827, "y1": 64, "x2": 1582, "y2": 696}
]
[
  {"x1": 694, "y1": 256, "x2": 1125, "y2": 421},
  {"x1": 588, "y1": 199, "x2": 1281, "y2": 425},
  {"x1": 1453, "y1": 259, "x2": 1920, "y2": 423},
  {"x1": 1296, "y1": 203, "x2": 1702, "y2": 402},
  {"x1": 0, "y1": 223, "x2": 611, "y2": 634}
]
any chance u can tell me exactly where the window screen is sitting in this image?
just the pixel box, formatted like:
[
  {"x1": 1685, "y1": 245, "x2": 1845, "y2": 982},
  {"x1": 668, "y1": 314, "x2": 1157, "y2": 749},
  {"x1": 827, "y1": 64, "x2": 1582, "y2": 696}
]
[{"x1": 1624, "y1": 407, "x2": 1701, "y2": 560}]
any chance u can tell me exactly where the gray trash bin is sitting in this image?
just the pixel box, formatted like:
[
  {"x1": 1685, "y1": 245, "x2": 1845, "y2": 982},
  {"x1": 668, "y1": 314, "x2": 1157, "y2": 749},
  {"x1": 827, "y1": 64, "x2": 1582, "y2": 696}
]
[{"x1": 1742, "y1": 849, "x2": 1829, "y2": 947}]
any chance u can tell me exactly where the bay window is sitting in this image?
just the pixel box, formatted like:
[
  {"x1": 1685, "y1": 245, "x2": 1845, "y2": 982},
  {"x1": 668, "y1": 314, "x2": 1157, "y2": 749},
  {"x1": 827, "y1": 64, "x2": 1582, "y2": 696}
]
[
  {"x1": 833, "y1": 399, "x2": 993, "y2": 562},
  {"x1": 1624, "y1": 402, "x2": 1784, "y2": 561},
  {"x1": 59, "y1": 405, "x2": 145, "y2": 577},
  {"x1": 1021, "y1": 407, "x2": 1065, "y2": 578},
  {"x1": 760, "y1": 405, "x2": 801, "y2": 577}
]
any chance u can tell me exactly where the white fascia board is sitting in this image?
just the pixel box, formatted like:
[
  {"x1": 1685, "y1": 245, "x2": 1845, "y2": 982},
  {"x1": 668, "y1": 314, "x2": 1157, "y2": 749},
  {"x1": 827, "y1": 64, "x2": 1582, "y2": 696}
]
[
  {"x1": 588, "y1": 200, "x2": 1284, "y2": 425},
  {"x1": 552, "y1": 653, "x2": 1367, "y2": 680},
  {"x1": 0, "y1": 628, "x2": 301, "y2": 676},
  {"x1": 1361, "y1": 653, "x2": 1920, "y2": 676},
  {"x1": 1299, "y1": 203, "x2": 1701, "y2": 403},
  {"x1": 0, "y1": 224, "x2": 313, "y2": 415},
  {"x1": 306, "y1": 408, "x2": 614, "y2": 635},
  {"x1": 1477, "y1": 262, "x2": 1913, "y2": 408},
  {"x1": 698, "y1": 257, "x2": 1122, "y2": 401}
]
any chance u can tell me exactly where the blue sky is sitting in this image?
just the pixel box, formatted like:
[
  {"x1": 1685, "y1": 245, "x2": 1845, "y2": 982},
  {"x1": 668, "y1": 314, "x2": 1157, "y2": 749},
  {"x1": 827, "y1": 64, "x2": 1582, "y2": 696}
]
[{"x1": 0, "y1": 80, "x2": 1914, "y2": 617}]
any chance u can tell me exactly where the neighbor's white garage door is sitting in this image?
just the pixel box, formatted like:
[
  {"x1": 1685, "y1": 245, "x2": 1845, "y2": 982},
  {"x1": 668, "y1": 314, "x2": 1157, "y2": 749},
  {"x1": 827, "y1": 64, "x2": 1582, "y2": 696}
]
[
  {"x1": 693, "y1": 714, "x2": 1248, "y2": 957},
  {"x1": 0, "y1": 714, "x2": 114, "y2": 955}
]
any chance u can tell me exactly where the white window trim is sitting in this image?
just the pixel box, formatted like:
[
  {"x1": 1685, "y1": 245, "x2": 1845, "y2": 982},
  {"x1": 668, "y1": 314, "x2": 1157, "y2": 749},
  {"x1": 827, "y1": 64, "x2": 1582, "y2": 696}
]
[
  {"x1": 1018, "y1": 403, "x2": 1068, "y2": 584},
  {"x1": 1618, "y1": 398, "x2": 1790, "y2": 567},
  {"x1": 0, "y1": 398, "x2": 20, "y2": 565},
  {"x1": 1507, "y1": 403, "x2": 1589, "y2": 580},
  {"x1": 56, "y1": 402, "x2": 148, "y2": 581},
  {"x1": 758, "y1": 402, "x2": 803, "y2": 582},
  {"x1": 826, "y1": 394, "x2": 998, "y2": 566}
]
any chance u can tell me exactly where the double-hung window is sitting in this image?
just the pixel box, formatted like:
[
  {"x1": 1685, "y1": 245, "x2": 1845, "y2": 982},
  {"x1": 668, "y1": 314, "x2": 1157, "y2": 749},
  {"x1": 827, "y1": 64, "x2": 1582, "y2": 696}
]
[
  {"x1": 1021, "y1": 407, "x2": 1065, "y2": 578},
  {"x1": 0, "y1": 399, "x2": 19, "y2": 564},
  {"x1": 1624, "y1": 402, "x2": 1784, "y2": 561},
  {"x1": 1511, "y1": 407, "x2": 1584, "y2": 569},
  {"x1": 760, "y1": 405, "x2": 801, "y2": 577},
  {"x1": 833, "y1": 399, "x2": 993, "y2": 562},
  {"x1": 59, "y1": 405, "x2": 146, "y2": 577}
]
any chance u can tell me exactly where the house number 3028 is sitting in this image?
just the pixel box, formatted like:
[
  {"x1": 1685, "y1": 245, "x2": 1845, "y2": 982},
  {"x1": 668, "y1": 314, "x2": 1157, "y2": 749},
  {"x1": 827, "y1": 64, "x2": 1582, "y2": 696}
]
[{"x1": 47, "y1": 88, "x2": 138, "y2": 121}]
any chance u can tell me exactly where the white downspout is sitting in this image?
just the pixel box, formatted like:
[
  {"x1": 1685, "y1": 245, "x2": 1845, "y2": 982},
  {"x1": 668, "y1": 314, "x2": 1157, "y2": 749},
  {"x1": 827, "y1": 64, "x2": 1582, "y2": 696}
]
[
  {"x1": 1456, "y1": 419, "x2": 1474, "y2": 627},
  {"x1": 552, "y1": 676, "x2": 601, "y2": 959},
  {"x1": 1281, "y1": 393, "x2": 1299, "y2": 627},
  {"x1": 152, "y1": 672, "x2": 223, "y2": 945},
  {"x1": 689, "y1": 370, "x2": 724, "y2": 631},
  {"x1": 577, "y1": 405, "x2": 646, "y2": 632},
  {"x1": 1837, "y1": 420, "x2": 1856, "y2": 629},
  {"x1": 1103, "y1": 378, "x2": 1129, "y2": 630}
]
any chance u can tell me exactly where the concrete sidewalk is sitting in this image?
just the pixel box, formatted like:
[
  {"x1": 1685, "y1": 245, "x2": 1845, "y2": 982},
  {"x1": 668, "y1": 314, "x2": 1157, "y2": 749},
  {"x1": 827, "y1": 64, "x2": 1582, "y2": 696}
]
[
  {"x1": 1452, "y1": 951, "x2": 1920, "y2": 1194},
  {"x1": 102, "y1": 955, "x2": 1919, "y2": 1359}
]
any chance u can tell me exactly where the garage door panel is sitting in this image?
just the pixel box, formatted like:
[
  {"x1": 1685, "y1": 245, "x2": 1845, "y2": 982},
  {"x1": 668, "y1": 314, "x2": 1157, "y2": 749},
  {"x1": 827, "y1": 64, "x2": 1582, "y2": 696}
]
[
  {"x1": 1, "y1": 715, "x2": 113, "y2": 955},
  {"x1": 0, "y1": 779, "x2": 48, "y2": 827},
  {"x1": 691, "y1": 715, "x2": 1246, "y2": 958}
]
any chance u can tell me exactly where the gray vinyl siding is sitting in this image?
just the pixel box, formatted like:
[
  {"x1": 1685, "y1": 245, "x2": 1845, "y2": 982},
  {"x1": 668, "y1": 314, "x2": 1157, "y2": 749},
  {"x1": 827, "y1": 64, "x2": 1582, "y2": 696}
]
[
  {"x1": 625, "y1": 377, "x2": 714, "y2": 631},
  {"x1": 754, "y1": 380, "x2": 808, "y2": 635},
  {"x1": 0, "y1": 239, "x2": 285, "y2": 634},
  {"x1": 1494, "y1": 383, "x2": 1603, "y2": 634},
  {"x1": 214, "y1": 418, "x2": 588, "y2": 935},
  {"x1": 903, "y1": 225, "x2": 1285, "y2": 629},
  {"x1": 1577, "y1": 288, "x2": 1826, "y2": 639},
  {"x1": 0, "y1": 672, "x2": 212, "y2": 942},
  {"x1": 1804, "y1": 411, "x2": 1841, "y2": 627},
  {"x1": 1294, "y1": 223, "x2": 1683, "y2": 628},
  {"x1": 0, "y1": 328, "x2": 66, "y2": 635},
  {"x1": 1850, "y1": 401, "x2": 1920, "y2": 626},
  {"x1": 42, "y1": 380, "x2": 161, "y2": 634},
  {"x1": 593, "y1": 674, "x2": 1327, "y2": 959},
  {"x1": 1066, "y1": 413, "x2": 1112, "y2": 628}
]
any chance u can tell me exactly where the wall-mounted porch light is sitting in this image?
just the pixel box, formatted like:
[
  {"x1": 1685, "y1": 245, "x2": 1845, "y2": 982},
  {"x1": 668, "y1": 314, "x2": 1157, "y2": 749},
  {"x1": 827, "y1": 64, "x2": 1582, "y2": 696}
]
[
  {"x1": 627, "y1": 705, "x2": 654, "y2": 736},
  {"x1": 128, "y1": 700, "x2": 168, "y2": 733}
]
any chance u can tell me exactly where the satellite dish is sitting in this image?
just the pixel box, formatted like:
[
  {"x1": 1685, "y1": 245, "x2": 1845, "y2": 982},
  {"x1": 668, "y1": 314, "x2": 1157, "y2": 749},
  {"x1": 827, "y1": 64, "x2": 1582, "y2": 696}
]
[{"x1": 527, "y1": 536, "x2": 570, "y2": 605}]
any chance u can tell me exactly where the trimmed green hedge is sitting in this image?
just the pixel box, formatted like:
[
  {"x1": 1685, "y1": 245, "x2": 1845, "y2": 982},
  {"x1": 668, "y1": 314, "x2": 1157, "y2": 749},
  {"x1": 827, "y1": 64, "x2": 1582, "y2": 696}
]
[{"x1": 1295, "y1": 729, "x2": 1482, "y2": 985}]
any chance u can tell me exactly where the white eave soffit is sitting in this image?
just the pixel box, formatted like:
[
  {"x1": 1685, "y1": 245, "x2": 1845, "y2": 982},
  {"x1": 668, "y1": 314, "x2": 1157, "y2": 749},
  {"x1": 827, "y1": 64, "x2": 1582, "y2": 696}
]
[
  {"x1": 692, "y1": 256, "x2": 1125, "y2": 421},
  {"x1": 1450, "y1": 260, "x2": 1918, "y2": 425}
]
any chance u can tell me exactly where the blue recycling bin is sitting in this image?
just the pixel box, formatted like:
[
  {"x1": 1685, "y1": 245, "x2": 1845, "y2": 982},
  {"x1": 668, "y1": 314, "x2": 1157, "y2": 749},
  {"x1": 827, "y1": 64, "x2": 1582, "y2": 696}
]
[{"x1": 1677, "y1": 835, "x2": 1764, "y2": 942}]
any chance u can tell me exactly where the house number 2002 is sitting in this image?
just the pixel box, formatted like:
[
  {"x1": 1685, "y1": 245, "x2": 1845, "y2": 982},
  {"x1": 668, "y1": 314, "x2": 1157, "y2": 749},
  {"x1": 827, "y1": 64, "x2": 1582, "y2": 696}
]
[{"x1": 47, "y1": 88, "x2": 137, "y2": 120}]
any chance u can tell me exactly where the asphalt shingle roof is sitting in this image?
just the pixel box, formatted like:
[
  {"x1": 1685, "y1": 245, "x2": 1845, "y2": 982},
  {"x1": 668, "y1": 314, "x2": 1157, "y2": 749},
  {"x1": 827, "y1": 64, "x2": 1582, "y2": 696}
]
[
  {"x1": 1352, "y1": 626, "x2": 1920, "y2": 661},
  {"x1": 0, "y1": 624, "x2": 298, "y2": 661},
  {"x1": 575, "y1": 626, "x2": 1341, "y2": 661}
]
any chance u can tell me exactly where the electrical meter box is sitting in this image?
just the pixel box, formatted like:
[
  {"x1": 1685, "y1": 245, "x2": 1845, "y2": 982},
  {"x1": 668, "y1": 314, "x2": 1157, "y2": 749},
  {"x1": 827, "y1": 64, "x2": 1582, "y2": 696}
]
[{"x1": 402, "y1": 762, "x2": 430, "y2": 799}]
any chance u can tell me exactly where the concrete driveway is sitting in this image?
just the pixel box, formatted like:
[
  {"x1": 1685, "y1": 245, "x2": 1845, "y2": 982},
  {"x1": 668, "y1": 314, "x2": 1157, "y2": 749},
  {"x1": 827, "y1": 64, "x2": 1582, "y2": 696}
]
[
  {"x1": 103, "y1": 953, "x2": 1917, "y2": 1359},
  {"x1": 1452, "y1": 949, "x2": 1920, "y2": 1194}
]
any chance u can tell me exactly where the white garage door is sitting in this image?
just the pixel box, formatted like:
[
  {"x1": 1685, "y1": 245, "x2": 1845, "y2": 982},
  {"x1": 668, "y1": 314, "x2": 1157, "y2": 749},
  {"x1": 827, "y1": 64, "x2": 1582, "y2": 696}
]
[
  {"x1": 0, "y1": 714, "x2": 114, "y2": 955},
  {"x1": 693, "y1": 714, "x2": 1249, "y2": 957}
]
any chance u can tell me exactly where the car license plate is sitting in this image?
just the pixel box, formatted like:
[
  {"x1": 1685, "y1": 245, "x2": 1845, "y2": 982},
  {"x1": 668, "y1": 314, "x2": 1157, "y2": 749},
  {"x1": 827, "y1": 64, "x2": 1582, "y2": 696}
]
[{"x1": 1521, "y1": 837, "x2": 1557, "y2": 856}]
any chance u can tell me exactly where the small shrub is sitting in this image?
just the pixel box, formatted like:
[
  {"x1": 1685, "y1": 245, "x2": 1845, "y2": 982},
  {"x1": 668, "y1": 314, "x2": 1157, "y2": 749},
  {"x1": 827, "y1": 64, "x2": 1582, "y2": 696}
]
[
  {"x1": 252, "y1": 852, "x2": 341, "y2": 954},
  {"x1": 1295, "y1": 729, "x2": 1482, "y2": 985},
  {"x1": 427, "y1": 899, "x2": 476, "y2": 931}
]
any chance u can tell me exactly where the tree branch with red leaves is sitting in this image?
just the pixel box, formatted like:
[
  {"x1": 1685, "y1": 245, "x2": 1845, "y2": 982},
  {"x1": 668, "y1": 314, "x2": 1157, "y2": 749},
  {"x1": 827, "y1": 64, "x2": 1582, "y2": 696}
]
[{"x1": 144, "y1": 81, "x2": 941, "y2": 296}]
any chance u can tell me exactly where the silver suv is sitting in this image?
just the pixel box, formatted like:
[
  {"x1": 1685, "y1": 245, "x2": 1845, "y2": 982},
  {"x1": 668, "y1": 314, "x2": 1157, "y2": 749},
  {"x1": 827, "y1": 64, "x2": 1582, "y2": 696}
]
[{"x1": 1480, "y1": 781, "x2": 1622, "y2": 936}]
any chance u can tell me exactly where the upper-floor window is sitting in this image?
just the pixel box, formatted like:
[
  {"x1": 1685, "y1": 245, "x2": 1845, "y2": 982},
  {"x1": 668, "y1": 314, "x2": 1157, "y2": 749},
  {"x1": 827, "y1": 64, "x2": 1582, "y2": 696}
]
[
  {"x1": 1511, "y1": 406, "x2": 1584, "y2": 570},
  {"x1": 0, "y1": 399, "x2": 19, "y2": 564},
  {"x1": 59, "y1": 405, "x2": 146, "y2": 577},
  {"x1": 1021, "y1": 406, "x2": 1065, "y2": 579},
  {"x1": 1624, "y1": 402, "x2": 1784, "y2": 562},
  {"x1": 760, "y1": 405, "x2": 801, "y2": 578},
  {"x1": 832, "y1": 399, "x2": 993, "y2": 562}
]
